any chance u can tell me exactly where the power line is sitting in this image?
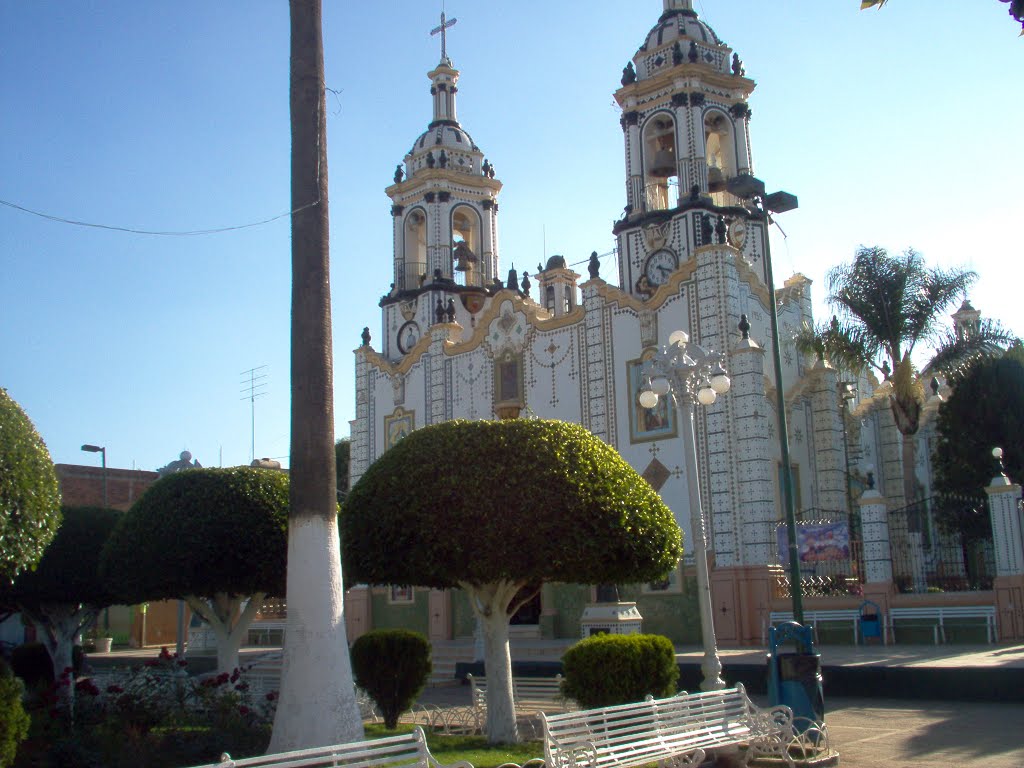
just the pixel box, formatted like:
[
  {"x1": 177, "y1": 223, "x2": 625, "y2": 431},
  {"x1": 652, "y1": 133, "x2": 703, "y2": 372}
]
[{"x1": 0, "y1": 197, "x2": 319, "y2": 237}]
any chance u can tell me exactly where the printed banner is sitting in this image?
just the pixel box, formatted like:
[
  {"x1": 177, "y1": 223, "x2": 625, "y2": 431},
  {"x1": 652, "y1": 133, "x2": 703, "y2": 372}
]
[{"x1": 777, "y1": 522, "x2": 851, "y2": 564}]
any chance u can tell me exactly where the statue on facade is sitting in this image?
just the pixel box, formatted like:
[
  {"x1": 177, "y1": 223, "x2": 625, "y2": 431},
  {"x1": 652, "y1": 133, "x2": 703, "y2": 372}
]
[{"x1": 157, "y1": 450, "x2": 201, "y2": 476}]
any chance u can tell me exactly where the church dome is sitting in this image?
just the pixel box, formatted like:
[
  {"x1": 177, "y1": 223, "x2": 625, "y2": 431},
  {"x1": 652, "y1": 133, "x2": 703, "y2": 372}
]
[
  {"x1": 399, "y1": 60, "x2": 491, "y2": 181},
  {"x1": 544, "y1": 255, "x2": 567, "y2": 271},
  {"x1": 631, "y1": 0, "x2": 735, "y2": 81},
  {"x1": 409, "y1": 123, "x2": 478, "y2": 157}
]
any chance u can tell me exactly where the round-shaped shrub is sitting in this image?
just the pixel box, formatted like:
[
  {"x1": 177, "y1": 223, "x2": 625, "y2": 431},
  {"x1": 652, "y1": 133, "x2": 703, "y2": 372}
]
[
  {"x1": 9, "y1": 643, "x2": 84, "y2": 689},
  {"x1": 0, "y1": 389, "x2": 61, "y2": 582},
  {"x1": 0, "y1": 660, "x2": 29, "y2": 767},
  {"x1": 350, "y1": 630, "x2": 432, "y2": 729},
  {"x1": 561, "y1": 633, "x2": 678, "y2": 708}
]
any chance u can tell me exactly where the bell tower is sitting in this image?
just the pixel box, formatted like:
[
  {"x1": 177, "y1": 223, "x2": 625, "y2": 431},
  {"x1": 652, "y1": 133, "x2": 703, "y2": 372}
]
[
  {"x1": 380, "y1": 24, "x2": 503, "y2": 361},
  {"x1": 613, "y1": 0, "x2": 758, "y2": 299}
]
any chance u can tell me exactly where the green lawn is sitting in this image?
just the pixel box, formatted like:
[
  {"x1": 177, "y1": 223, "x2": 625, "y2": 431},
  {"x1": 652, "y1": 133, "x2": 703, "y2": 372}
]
[{"x1": 363, "y1": 723, "x2": 544, "y2": 768}]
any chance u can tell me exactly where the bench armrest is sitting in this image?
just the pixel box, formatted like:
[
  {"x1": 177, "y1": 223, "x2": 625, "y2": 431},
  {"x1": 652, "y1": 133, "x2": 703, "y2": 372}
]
[
  {"x1": 751, "y1": 705, "x2": 794, "y2": 737},
  {"x1": 547, "y1": 740, "x2": 599, "y2": 768}
]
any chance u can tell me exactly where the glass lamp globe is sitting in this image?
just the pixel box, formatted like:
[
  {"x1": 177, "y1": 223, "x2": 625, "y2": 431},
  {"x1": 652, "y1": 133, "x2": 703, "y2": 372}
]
[
  {"x1": 638, "y1": 389, "x2": 660, "y2": 409},
  {"x1": 710, "y1": 367, "x2": 731, "y2": 395},
  {"x1": 696, "y1": 385, "x2": 717, "y2": 406},
  {"x1": 651, "y1": 376, "x2": 672, "y2": 396},
  {"x1": 668, "y1": 330, "x2": 689, "y2": 348}
]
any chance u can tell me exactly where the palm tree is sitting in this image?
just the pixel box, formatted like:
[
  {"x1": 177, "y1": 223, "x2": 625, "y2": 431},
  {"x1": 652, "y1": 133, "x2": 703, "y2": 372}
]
[
  {"x1": 797, "y1": 246, "x2": 1013, "y2": 505},
  {"x1": 268, "y1": 0, "x2": 363, "y2": 751}
]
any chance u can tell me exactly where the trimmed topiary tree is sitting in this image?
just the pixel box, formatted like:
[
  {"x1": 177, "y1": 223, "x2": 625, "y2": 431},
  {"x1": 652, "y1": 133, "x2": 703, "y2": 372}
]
[
  {"x1": 2, "y1": 506, "x2": 120, "y2": 717},
  {"x1": 350, "y1": 630, "x2": 431, "y2": 729},
  {"x1": 561, "y1": 634, "x2": 678, "y2": 709},
  {"x1": 101, "y1": 467, "x2": 289, "y2": 674},
  {"x1": 0, "y1": 389, "x2": 61, "y2": 582},
  {"x1": 0, "y1": 661, "x2": 29, "y2": 768},
  {"x1": 342, "y1": 419, "x2": 682, "y2": 744}
]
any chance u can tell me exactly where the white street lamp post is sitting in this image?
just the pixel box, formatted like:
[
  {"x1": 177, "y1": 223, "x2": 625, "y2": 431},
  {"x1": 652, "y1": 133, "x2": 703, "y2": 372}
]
[{"x1": 640, "y1": 329, "x2": 730, "y2": 691}]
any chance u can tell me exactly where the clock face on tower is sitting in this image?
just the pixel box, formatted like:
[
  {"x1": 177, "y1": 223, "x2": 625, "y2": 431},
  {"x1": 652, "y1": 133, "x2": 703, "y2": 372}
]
[
  {"x1": 397, "y1": 320, "x2": 421, "y2": 354},
  {"x1": 644, "y1": 249, "x2": 678, "y2": 286},
  {"x1": 727, "y1": 218, "x2": 748, "y2": 249}
]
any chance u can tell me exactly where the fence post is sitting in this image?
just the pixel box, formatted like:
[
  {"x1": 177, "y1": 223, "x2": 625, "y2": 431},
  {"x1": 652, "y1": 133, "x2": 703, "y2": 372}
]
[
  {"x1": 987, "y1": 448, "x2": 1024, "y2": 640},
  {"x1": 860, "y1": 472, "x2": 893, "y2": 584},
  {"x1": 859, "y1": 470, "x2": 895, "y2": 640}
]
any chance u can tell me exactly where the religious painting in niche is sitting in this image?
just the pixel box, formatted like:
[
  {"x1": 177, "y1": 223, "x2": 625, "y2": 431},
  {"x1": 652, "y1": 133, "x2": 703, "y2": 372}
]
[
  {"x1": 384, "y1": 407, "x2": 415, "y2": 450},
  {"x1": 628, "y1": 356, "x2": 677, "y2": 443},
  {"x1": 493, "y1": 348, "x2": 525, "y2": 418}
]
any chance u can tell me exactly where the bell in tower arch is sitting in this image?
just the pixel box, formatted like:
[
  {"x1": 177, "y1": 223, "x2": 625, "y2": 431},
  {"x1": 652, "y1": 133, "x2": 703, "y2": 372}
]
[{"x1": 453, "y1": 240, "x2": 478, "y2": 272}]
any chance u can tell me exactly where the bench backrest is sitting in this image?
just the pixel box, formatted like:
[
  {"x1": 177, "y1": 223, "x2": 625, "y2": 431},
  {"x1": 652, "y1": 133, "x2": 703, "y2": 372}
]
[
  {"x1": 190, "y1": 727, "x2": 435, "y2": 768},
  {"x1": 889, "y1": 606, "x2": 994, "y2": 618},
  {"x1": 542, "y1": 697, "x2": 660, "y2": 766},
  {"x1": 541, "y1": 686, "x2": 756, "y2": 767},
  {"x1": 468, "y1": 674, "x2": 565, "y2": 704}
]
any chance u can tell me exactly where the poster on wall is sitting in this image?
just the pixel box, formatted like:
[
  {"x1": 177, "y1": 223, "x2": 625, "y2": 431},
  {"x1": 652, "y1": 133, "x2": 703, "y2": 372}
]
[{"x1": 776, "y1": 522, "x2": 851, "y2": 565}]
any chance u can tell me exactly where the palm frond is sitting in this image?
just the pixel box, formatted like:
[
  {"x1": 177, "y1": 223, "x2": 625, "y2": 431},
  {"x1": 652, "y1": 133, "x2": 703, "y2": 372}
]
[
  {"x1": 827, "y1": 246, "x2": 980, "y2": 365},
  {"x1": 927, "y1": 319, "x2": 1017, "y2": 382}
]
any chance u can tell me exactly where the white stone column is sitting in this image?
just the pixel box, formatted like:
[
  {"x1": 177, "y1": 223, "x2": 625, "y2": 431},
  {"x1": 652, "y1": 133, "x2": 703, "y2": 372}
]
[
  {"x1": 808, "y1": 361, "x2": 846, "y2": 513},
  {"x1": 580, "y1": 280, "x2": 613, "y2": 443},
  {"x1": 351, "y1": 351, "x2": 371, "y2": 484},
  {"x1": 988, "y1": 468, "x2": 1024, "y2": 577},
  {"x1": 729, "y1": 332, "x2": 774, "y2": 566},
  {"x1": 859, "y1": 481, "x2": 893, "y2": 584}
]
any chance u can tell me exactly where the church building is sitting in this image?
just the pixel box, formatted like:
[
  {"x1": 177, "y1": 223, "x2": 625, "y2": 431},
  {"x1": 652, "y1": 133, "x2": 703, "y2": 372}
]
[{"x1": 346, "y1": 1, "x2": 946, "y2": 647}]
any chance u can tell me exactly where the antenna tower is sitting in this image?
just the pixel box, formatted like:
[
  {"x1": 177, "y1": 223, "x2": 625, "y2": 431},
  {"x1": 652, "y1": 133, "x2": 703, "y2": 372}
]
[{"x1": 240, "y1": 365, "x2": 268, "y2": 462}]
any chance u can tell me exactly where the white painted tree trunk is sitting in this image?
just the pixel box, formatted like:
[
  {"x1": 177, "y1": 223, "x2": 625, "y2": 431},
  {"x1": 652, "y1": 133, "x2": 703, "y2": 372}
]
[
  {"x1": 268, "y1": 516, "x2": 363, "y2": 752},
  {"x1": 28, "y1": 603, "x2": 97, "y2": 719},
  {"x1": 186, "y1": 592, "x2": 264, "y2": 674},
  {"x1": 462, "y1": 581, "x2": 522, "y2": 744}
]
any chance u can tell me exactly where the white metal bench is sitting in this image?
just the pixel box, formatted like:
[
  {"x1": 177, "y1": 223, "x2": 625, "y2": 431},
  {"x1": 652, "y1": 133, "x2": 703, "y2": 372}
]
[
  {"x1": 184, "y1": 725, "x2": 469, "y2": 768},
  {"x1": 766, "y1": 610, "x2": 860, "y2": 644},
  {"x1": 237, "y1": 653, "x2": 378, "y2": 721},
  {"x1": 888, "y1": 605, "x2": 996, "y2": 644},
  {"x1": 467, "y1": 673, "x2": 576, "y2": 713},
  {"x1": 540, "y1": 684, "x2": 796, "y2": 768}
]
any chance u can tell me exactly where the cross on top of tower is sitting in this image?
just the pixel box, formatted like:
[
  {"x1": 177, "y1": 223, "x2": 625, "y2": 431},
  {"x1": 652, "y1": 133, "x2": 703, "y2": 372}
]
[{"x1": 431, "y1": 10, "x2": 458, "y2": 64}]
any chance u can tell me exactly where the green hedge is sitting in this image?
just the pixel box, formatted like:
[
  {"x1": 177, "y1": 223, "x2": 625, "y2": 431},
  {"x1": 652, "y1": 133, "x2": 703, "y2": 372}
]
[
  {"x1": 0, "y1": 660, "x2": 29, "y2": 767},
  {"x1": 350, "y1": 630, "x2": 432, "y2": 729},
  {"x1": 561, "y1": 633, "x2": 678, "y2": 708}
]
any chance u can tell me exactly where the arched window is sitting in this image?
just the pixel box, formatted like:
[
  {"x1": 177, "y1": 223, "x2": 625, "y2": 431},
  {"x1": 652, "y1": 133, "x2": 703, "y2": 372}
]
[
  {"x1": 545, "y1": 286, "x2": 556, "y2": 314},
  {"x1": 704, "y1": 111, "x2": 737, "y2": 206},
  {"x1": 403, "y1": 210, "x2": 427, "y2": 290},
  {"x1": 642, "y1": 115, "x2": 679, "y2": 212},
  {"x1": 451, "y1": 206, "x2": 482, "y2": 287}
]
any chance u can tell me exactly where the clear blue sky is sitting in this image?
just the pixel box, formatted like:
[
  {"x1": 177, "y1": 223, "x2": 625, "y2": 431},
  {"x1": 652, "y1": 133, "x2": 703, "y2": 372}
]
[{"x1": 2, "y1": 1, "x2": 1021, "y2": 473}]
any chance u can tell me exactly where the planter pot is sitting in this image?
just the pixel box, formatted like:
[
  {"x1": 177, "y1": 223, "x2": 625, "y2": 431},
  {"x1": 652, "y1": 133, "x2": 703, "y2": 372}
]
[{"x1": 95, "y1": 637, "x2": 113, "y2": 653}]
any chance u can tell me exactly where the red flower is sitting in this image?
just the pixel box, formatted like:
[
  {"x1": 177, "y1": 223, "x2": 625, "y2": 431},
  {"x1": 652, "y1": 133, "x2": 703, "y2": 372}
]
[
  {"x1": 266, "y1": 691, "x2": 277, "y2": 701},
  {"x1": 238, "y1": 706, "x2": 250, "y2": 716}
]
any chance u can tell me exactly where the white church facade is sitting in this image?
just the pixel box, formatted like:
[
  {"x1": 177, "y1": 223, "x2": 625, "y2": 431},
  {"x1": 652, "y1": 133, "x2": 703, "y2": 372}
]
[{"x1": 343, "y1": 1, "x2": 1000, "y2": 647}]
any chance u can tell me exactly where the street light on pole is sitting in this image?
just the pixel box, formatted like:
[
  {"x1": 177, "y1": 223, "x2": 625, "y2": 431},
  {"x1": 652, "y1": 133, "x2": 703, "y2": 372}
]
[
  {"x1": 726, "y1": 173, "x2": 803, "y2": 625},
  {"x1": 81, "y1": 443, "x2": 108, "y2": 508},
  {"x1": 639, "y1": 330, "x2": 731, "y2": 691}
]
